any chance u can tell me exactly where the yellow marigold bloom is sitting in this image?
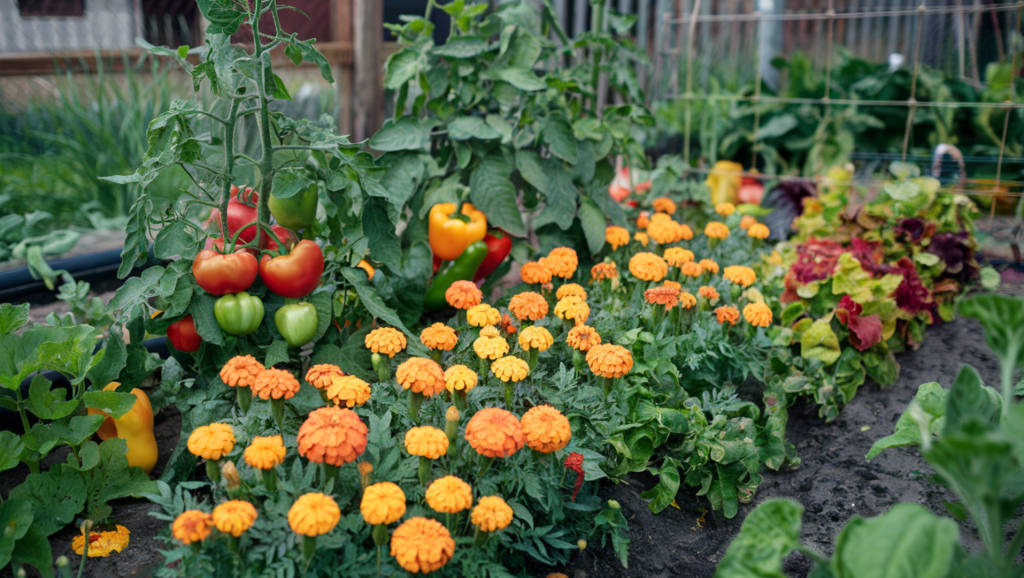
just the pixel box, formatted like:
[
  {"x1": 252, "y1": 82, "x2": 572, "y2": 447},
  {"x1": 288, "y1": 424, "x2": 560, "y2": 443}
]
[
  {"x1": 220, "y1": 355, "x2": 264, "y2": 388},
  {"x1": 473, "y1": 332, "x2": 509, "y2": 361},
  {"x1": 444, "y1": 364, "x2": 478, "y2": 393},
  {"x1": 636, "y1": 212, "x2": 650, "y2": 229},
  {"x1": 297, "y1": 406, "x2": 368, "y2": 466},
  {"x1": 699, "y1": 259, "x2": 720, "y2": 274},
  {"x1": 466, "y1": 304, "x2": 501, "y2": 327},
  {"x1": 556, "y1": 283, "x2": 587, "y2": 302},
  {"x1": 679, "y1": 292, "x2": 697, "y2": 309},
  {"x1": 471, "y1": 497, "x2": 514, "y2": 533},
  {"x1": 520, "y1": 405, "x2": 572, "y2": 453},
  {"x1": 664, "y1": 248, "x2": 695, "y2": 267},
  {"x1": 244, "y1": 435, "x2": 286, "y2": 470},
  {"x1": 645, "y1": 286, "x2": 679, "y2": 310},
  {"x1": 172, "y1": 511, "x2": 212, "y2": 545},
  {"x1": 405, "y1": 426, "x2": 449, "y2": 459},
  {"x1": 663, "y1": 280, "x2": 682, "y2": 290},
  {"x1": 716, "y1": 202, "x2": 736, "y2": 216},
  {"x1": 586, "y1": 344, "x2": 633, "y2": 379},
  {"x1": 480, "y1": 325, "x2": 500, "y2": 338},
  {"x1": 723, "y1": 265, "x2": 757, "y2": 287},
  {"x1": 716, "y1": 305, "x2": 741, "y2": 325},
  {"x1": 650, "y1": 212, "x2": 673, "y2": 225},
  {"x1": 390, "y1": 517, "x2": 455, "y2": 574},
  {"x1": 747, "y1": 223, "x2": 770, "y2": 239},
  {"x1": 73, "y1": 525, "x2": 130, "y2": 557},
  {"x1": 647, "y1": 219, "x2": 677, "y2": 245},
  {"x1": 675, "y1": 223, "x2": 694, "y2": 242},
  {"x1": 554, "y1": 296, "x2": 590, "y2": 325},
  {"x1": 445, "y1": 280, "x2": 482, "y2": 310},
  {"x1": 420, "y1": 323, "x2": 458, "y2": 351},
  {"x1": 590, "y1": 262, "x2": 618, "y2": 282},
  {"x1": 212, "y1": 500, "x2": 258, "y2": 537},
  {"x1": 634, "y1": 232, "x2": 650, "y2": 247},
  {"x1": 652, "y1": 197, "x2": 677, "y2": 214},
  {"x1": 326, "y1": 375, "x2": 372, "y2": 408},
  {"x1": 365, "y1": 327, "x2": 407, "y2": 358},
  {"x1": 740, "y1": 215, "x2": 757, "y2": 230},
  {"x1": 546, "y1": 247, "x2": 579, "y2": 278},
  {"x1": 491, "y1": 356, "x2": 529, "y2": 383},
  {"x1": 680, "y1": 262, "x2": 703, "y2": 278},
  {"x1": 396, "y1": 357, "x2": 446, "y2": 396},
  {"x1": 508, "y1": 291, "x2": 548, "y2": 321},
  {"x1": 743, "y1": 302, "x2": 773, "y2": 328},
  {"x1": 252, "y1": 368, "x2": 301, "y2": 401},
  {"x1": 705, "y1": 221, "x2": 730, "y2": 239},
  {"x1": 566, "y1": 325, "x2": 602, "y2": 352},
  {"x1": 425, "y1": 475, "x2": 473, "y2": 514},
  {"x1": 187, "y1": 423, "x2": 235, "y2": 460},
  {"x1": 305, "y1": 364, "x2": 345, "y2": 390},
  {"x1": 699, "y1": 286, "x2": 720, "y2": 300},
  {"x1": 629, "y1": 252, "x2": 669, "y2": 282},
  {"x1": 465, "y1": 408, "x2": 525, "y2": 458},
  {"x1": 605, "y1": 226, "x2": 630, "y2": 251},
  {"x1": 288, "y1": 493, "x2": 340, "y2": 537},
  {"x1": 769, "y1": 251, "x2": 784, "y2": 265},
  {"x1": 520, "y1": 261, "x2": 552, "y2": 285},
  {"x1": 361, "y1": 482, "x2": 406, "y2": 526},
  {"x1": 518, "y1": 325, "x2": 554, "y2": 352}
]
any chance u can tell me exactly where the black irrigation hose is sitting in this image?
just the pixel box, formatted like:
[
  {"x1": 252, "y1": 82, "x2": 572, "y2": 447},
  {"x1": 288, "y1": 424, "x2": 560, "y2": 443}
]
[{"x1": 0, "y1": 246, "x2": 157, "y2": 305}]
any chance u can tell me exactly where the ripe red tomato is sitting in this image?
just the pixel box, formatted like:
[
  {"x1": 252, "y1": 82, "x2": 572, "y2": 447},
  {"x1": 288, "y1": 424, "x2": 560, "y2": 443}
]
[
  {"x1": 192, "y1": 249, "x2": 259, "y2": 295},
  {"x1": 206, "y1": 185, "x2": 259, "y2": 244},
  {"x1": 259, "y1": 225, "x2": 299, "y2": 253},
  {"x1": 259, "y1": 240, "x2": 324, "y2": 298},
  {"x1": 167, "y1": 314, "x2": 202, "y2": 352}
]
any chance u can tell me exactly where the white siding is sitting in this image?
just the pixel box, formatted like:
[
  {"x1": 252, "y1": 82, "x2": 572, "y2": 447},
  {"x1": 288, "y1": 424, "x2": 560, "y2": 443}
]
[{"x1": 0, "y1": 0, "x2": 137, "y2": 53}]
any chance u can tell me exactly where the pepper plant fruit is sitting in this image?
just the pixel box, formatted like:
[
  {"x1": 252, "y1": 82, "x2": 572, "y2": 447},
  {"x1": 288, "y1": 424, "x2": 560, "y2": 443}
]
[
  {"x1": 88, "y1": 381, "x2": 158, "y2": 474},
  {"x1": 428, "y1": 202, "x2": 487, "y2": 261},
  {"x1": 214, "y1": 292, "x2": 264, "y2": 336},
  {"x1": 473, "y1": 232, "x2": 512, "y2": 282},
  {"x1": 274, "y1": 302, "x2": 318, "y2": 348},
  {"x1": 191, "y1": 250, "x2": 258, "y2": 296},
  {"x1": 259, "y1": 239, "x2": 324, "y2": 299},
  {"x1": 424, "y1": 240, "x2": 488, "y2": 311}
]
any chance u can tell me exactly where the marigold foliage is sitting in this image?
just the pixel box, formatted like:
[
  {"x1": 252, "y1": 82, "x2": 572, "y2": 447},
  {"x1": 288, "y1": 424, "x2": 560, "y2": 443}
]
[
  {"x1": 425, "y1": 475, "x2": 473, "y2": 514},
  {"x1": 396, "y1": 357, "x2": 447, "y2": 396},
  {"x1": 390, "y1": 517, "x2": 455, "y2": 574},
  {"x1": 288, "y1": 493, "x2": 341, "y2": 537},
  {"x1": 520, "y1": 261, "x2": 553, "y2": 284},
  {"x1": 445, "y1": 280, "x2": 482, "y2": 309},
  {"x1": 586, "y1": 344, "x2": 634, "y2": 378},
  {"x1": 518, "y1": 325, "x2": 554, "y2": 352},
  {"x1": 520, "y1": 405, "x2": 572, "y2": 453},
  {"x1": 629, "y1": 253, "x2": 669, "y2": 282},
  {"x1": 297, "y1": 406, "x2": 368, "y2": 466},
  {"x1": 465, "y1": 408, "x2": 525, "y2": 458},
  {"x1": 491, "y1": 356, "x2": 530, "y2": 383},
  {"x1": 471, "y1": 496, "x2": 514, "y2": 533},
  {"x1": 566, "y1": 325, "x2": 602, "y2": 352},
  {"x1": 508, "y1": 291, "x2": 548, "y2": 321},
  {"x1": 405, "y1": 426, "x2": 449, "y2": 459},
  {"x1": 244, "y1": 435, "x2": 286, "y2": 469},
  {"x1": 605, "y1": 226, "x2": 630, "y2": 250},
  {"x1": 365, "y1": 327, "x2": 407, "y2": 358},
  {"x1": 212, "y1": 500, "x2": 258, "y2": 537},
  {"x1": 252, "y1": 368, "x2": 301, "y2": 401},
  {"x1": 220, "y1": 355, "x2": 265, "y2": 388},
  {"x1": 326, "y1": 375, "x2": 372, "y2": 408},
  {"x1": 187, "y1": 423, "x2": 235, "y2": 460},
  {"x1": 361, "y1": 482, "x2": 406, "y2": 526},
  {"x1": 466, "y1": 304, "x2": 501, "y2": 327},
  {"x1": 172, "y1": 511, "x2": 212, "y2": 545},
  {"x1": 444, "y1": 364, "x2": 478, "y2": 393},
  {"x1": 420, "y1": 323, "x2": 458, "y2": 351}
]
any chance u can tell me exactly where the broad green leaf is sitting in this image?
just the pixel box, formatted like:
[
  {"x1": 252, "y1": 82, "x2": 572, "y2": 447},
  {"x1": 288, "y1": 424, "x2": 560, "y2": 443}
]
[
  {"x1": 10, "y1": 465, "x2": 87, "y2": 536},
  {"x1": 543, "y1": 116, "x2": 578, "y2": 164},
  {"x1": 431, "y1": 36, "x2": 490, "y2": 58},
  {"x1": 638, "y1": 458, "x2": 681, "y2": 514},
  {"x1": 832, "y1": 253, "x2": 902, "y2": 304},
  {"x1": 800, "y1": 319, "x2": 841, "y2": 365},
  {"x1": 75, "y1": 437, "x2": 159, "y2": 521},
  {"x1": 26, "y1": 374, "x2": 79, "y2": 421},
  {"x1": 311, "y1": 327, "x2": 374, "y2": 382},
  {"x1": 831, "y1": 504, "x2": 958, "y2": 578},
  {"x1": 715, "y1": 499, "x2": 803, "y2": 578},
  {"x1": 578, "y1": 198, "x2": 607, "y2": 255},
  {"x1": 0, "y1": 431, "x2": 24, "y2": 473},
  {"x1": 866, "y1": 382, "x2": 947, "y2": 459},
  {"x1": 944, "y1": 364, "x2": 1001, "y2": 433},
  {"x1": 49, "y1": 414, "x2": 106, "y2": 447},
  {"x1": 449, "y1": 116, "x2": 501, "y2": 141},
  {"x1": 363, "y1": 196, "x2": 402, "y2": 269},
  {"x1": 469, "y1": 154, "x2": 525, "y2": 236},
  {"x1": 0, "y1": 303, "x2": 29, "y2": 335},
  {"x1": 270, "y1": 168, "x2": 312, "y2": 199},
  {"x1": 83, "y1": 390, "x2": 138, "y2": 420},
  {"x1": 494, "y1": 67, "x2": 546, "y2": 91},
  {"x1": 10, "y1": 526, "x2": 53, "y2": 578},
  {"x1": 370, "y1": 117, "x2": 430, "y2": 152},
  {"x1": 87, "y1": 327, "x2": 128, "y2": 388},
  {"x1": 755, "y1": 114, "x2": 798, "y2": 140},
  {"x1": 153, "y1": 220, "x2": 195, "y2": 260},
  {"x1": 384, "y1": 48, "x2": 423, "y2": 90},
  {"x1": 340, "y1": 268, "x2": 429, "y2": 358},
  {"x1": 0, "y1": 500, "x2": 33, "y2": 568},
  {"x1": 959, "y1": 295, "x2": 1024, "y2": 372}
]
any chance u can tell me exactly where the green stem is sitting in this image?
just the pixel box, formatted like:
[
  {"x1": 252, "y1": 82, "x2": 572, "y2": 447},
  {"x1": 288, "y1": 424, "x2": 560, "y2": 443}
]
[
  {"x1": 527, "y1": 348, "x2": 539, "y2": 371},
  {"x1": 301, "y1": 535, "x2": 316, "y2": 567},
  {"x1": 261, "y1": 468, "x2": 278, "y2": 491},
  {"x1": 14, "y1": 387, "x2": 30, "y2": 435},
  {"x1": 589, "y1": 0, "x2": 606, "y2": 113},
  {"x1": 271, "y1": 398, "x2": 287, "y2": 437},
  {"x1": 409, "y1": 391, "x2": 425, "y2": 424},
  {"x1": 220, "y1": 98, "x2": 241, "y2": 250},
  {"x1": 418, "y1": 456, "x2": 431, "y2": 486},
  {"x1": 76, "y1": 531, "x2": 88, "y2": 578},
  {"x1": 322, "y1": 463, "x2": 339, "y2": 488},
  {"x1": 602, "y1": 376, "x2": 615, "y2": 399},
  {"x1": 236, "y1": 385, "x2": 252, "y2": 415},
  {"x1": 206, "y1": 459, "x2": 221, "y2": 483}
]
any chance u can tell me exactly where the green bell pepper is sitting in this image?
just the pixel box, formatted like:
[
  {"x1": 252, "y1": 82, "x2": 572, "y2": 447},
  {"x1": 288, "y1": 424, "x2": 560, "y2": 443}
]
[
  {"x1": 424, "y1": 240, "x2": 488, "y2": 311},
  {"x1": 214, "y1": 291, "x2": 264, "y2": 336},
  {"x1": 275, "y1": 302, "x2": 318, "y2": 347}
]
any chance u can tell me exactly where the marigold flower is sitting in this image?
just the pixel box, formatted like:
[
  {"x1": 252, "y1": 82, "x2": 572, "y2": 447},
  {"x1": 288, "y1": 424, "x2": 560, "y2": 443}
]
[
  {"x1": 396, "y1": 357, "x2": 446, "y2": 396},
  {"x1": 365, "y1": 327, "x2": 407, "y2": 358},
  {"x1": 679, "y1": 292, "x2": 697, "y2": 309},
  {"x1": 590, "y1": 262, "x2": 618, "y2": 281},
  {"x1": 586, "y1": 344, "x2": 633, "y2": 378},
  {"x1": 520, "y1": 261, "x2": 553, "y2": 285},
  {"x1": 445, "y1": 280, "x2": 482, "y2": 310},
  {"x1": 297, "y1": 406, "x2": 368, "y2": 466},
  {"x1": 556, "y1": 283, "x2": 587, "y2": 302},
  {"x1": 491, "y1": 356, "x2": 529, "y2": 383},
  {"x1": 244, "y1": 435, "x2": 286, "y2": 470},
  {"x1": 629, "y1": 252, "x2": 669, "y2": 282},
  {"x1": 518, "y1": 325, "x2": 554, "y2": 352},
  {"x1": 652, "y1": 197, "x2": 677, "y2": 214},
  {"x1": 361, "y1": 482, "x2": 406, "y2": 526},
  {"x1": 699, "y1": 259, "x2": 720, "y2": 274},
  {"x1": 645, "y1": 286, "x2": 680, "y2": 310},
  {"x1": 444, "y1": 364, "x2": 478, "y2": 393},
  {"x1": 173, "y1": 511, "x2": 212, "y2": 545},
  {"x1": 664, "y1": 248, "x2": 695, "y2": 267},
  {"x1": 520, "y1": 405, "x2": 572, "y2": 453},
  {"x1": 220, "y1": 355, "x2": 264, "y2": 388},
  {"x1": 716, "y1": 305, "x2": 741, "y2": 325},
  {"x1": 252, "y1": 368, "x2": 301, "y2": 401},
  {"x1": 715, "y1": 202, "x2": 736, "y2": 216},
  {"x1": 326, "y1": 375, "x2": 372, "y2": 408},
  {"x1": 743, "y1": 302, "x2": 773, "y2": 328},
  {"x1": 420, "y1": 323, "x2": 458, "y2": 351},
  {"x1": 634, "y1": 232, "x2": 650, "y2": 247},
  {"x1": 72, "y1": 525, "x2": 130, "y2": 557},
  {"x1": 289, "y1": 493, "x2": 340, "y2": 537},
  {"x1": 188, "y1": 423, "x2": 235, "y2": 460},
  {"x1": 675, "y1": 223, "x2": 695, "y2": 242},
  {"x1": 637, "y1": 212, "x2": 650, "y2": 229},
  {"x1": 390, "y1": 517, "x2": 455, "y2": 574},
  {"x1": 212, "y1": 500, "x2": 258, "y2": 537},
  {"x1": 471, "y1": 496, "x2": 514, "y2": 533},
  {"x1": 723, "y1": 265, "x2": 757, "y2": 287},
  {"x1": 425, "y1": 475, "x2": 473, "y2": 514},
  {"x1": 680, "y1": 262, "x2": 703, "y2": 278},
  {"x1": 405, "y1": 426, "x2": 449, "y2": 459},
  {"x1": 705, "y1": 221, "x2": 730, "y2": 239},
  {"x1": 747, "y1": 223, "x2": 770, "y2": 239},
  {"x1": 554, "y1": 295, "x2": 590, "y2": 325},
  {"x1": 647, "y1": 219, "x2": 678, "y2": 246},
  {"x1": 546, "y1": 247, "x2": 579, "y2": 279},
  {"x1": 699, "y1": 286, "x2": 720, "y2": 300},
  {"x1": 465, "y1": 408, "x2": 525, "y2": 458},
  {"x1": 499, "y1": 313, "x2": 517, "y2": 334},
  {"x1": 466, "y1": 304, "x2": 501, "y2": 327},
  {"x1": 509, "y1": 291, "x2": 548, "y2": 321},
  {"x1": 605, "y1": 226, "x2": 630, "y2": 251},
  {"x1": 740, "y1": 215, "x2": 757, "y2": 230},
  {"x1": 473, "y1": 331, "x2": 509, "y2": 361},
  {"x1": 566, "y1": 325, "x2": 601, "y2": 352},
  {"x1": 564, "y1": 453, "x2": 585, "y2": 502},
  {"x1": 663, "y1": 280, "x2": 682, "y2": 290},
  {"x1": 305, "y1": 364, "x2": 345, "y2": 390}
]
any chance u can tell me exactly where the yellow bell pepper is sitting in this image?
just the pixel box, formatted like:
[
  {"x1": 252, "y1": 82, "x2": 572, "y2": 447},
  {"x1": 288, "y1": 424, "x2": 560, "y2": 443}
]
[
  {"x1": 88, "y1": 382, "x2": 158, "y2": 474},
  {"x1": 705, "y1": 160, "x2": 744, "y2": 206},
  {"x1": 428, "y1": 202, "x2": 487, "y2": 261}
]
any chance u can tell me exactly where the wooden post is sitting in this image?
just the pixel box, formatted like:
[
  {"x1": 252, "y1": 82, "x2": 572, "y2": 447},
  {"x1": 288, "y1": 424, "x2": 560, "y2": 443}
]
[
  {"x1": 332, "y1": 0, "x2": 353, "y2": 136},
  {"x1": 352, "y1": 0, "x2": 383, "y2": 142}
]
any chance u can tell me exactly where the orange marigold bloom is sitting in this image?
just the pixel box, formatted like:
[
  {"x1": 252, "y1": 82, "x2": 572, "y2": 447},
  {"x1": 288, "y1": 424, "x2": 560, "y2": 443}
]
[
  {"x1": 680, "y1": 262, "x2": 703, "y2": 278},
  {"x1": 743, "y1": 302, "x2": 773, "y2": 328},
  {"x1": 518, "y1": 325, "x2": 553, "y2": 352},
  {"x1": 747, "y1": 223, "x2": 770, "y2": 239},
  {"x1": 305, "y1": 364, "x2": 345, "y2": 390},
  {"x1": 554, "y1": 296, "x2": 590, "y2": 325},
  {"x1": 663, "y1": 282, "x2": 681, "y2": 292},
  {"x1": 390, "y1": 517, "x2": 455, "y2": 574},
  {"x1": 297, "y1": 406, "x2": 368, "y2": 466},
  {"x1": 396, "y1": 357, "x2": 446, "y2": 396},
  {"x1": 508, "y1": 291, "x2": 549, "y2": 321},
  {"x1": 420, "y1": 323, "x2": 458, "y2": 351},
  {"x1": 716, "y1": 305, "x2": 741, "y2": 325},
  {"x1": 187, "y1": 423, "x2": 235, "y2": 460},
  {"x1": 699, "y1": 259, "x2": 720, "y2": 274},
  {"x1": 590, "y1": 262, "x2": 618, "y2": 282},
  {"x1": 220, "y1": 355, "x2": 264, "y2": 388},
  {"x1": 645, "y1": 286, "x2": 680, "y2": 310},
  {"x1": 444, "y1": 364, "x2": 478, "y2": 393},
  {"x1": 546, "y1": 247, "x2": 579, "y2": 278},
  {"x1": 326, "y1": 375, "x2": 372, "y2": 408},
  {"x1": 212, "y1": 500, "x2": 258, "y2": 537},
  {"x1": 288, "y1": 493, "x2": 340, "y2": 537},
  {"x1": 491, "y1": 356, "x2": 530, "y2": 383},
  {"x1": 675, "y1": 223, "x2": 694, "y2": 242},
  {"x1": 244, "y1": 435, "x2": 286, "y2": 470},
  {"x1": 723, "y1": 265, "x2": 757, "y2": 287},
  {"x1": 172, "y1": 511, "x2": 212, "y2": 545},
  {"x1": 629, "y1": 252, "x2": 668, "y2": 282},
  {"x1": 652, "y1": 197, "x2": 677, "y2": 214},
  {"x1": 634, "y1": 232, "x2": 650, "y2": 247},
  {"x1": 679, "y1": 292, "x2": 697, "y2": 309},
  {"x1": 636, "y1": 212, "x2": 650, "y2": 229},
  {"x1": 566, "y1": 325, "x2": 602, "y2": 352},
  {"x1": 664, "y1": 247, "x2": 695, "y2": 267},
  {"x1": 252, "y1": 368, "x2": 301, "y2": 401},
  {"x1": 445, "y1": 280, "x2": 482, "y2": 310},
  {"x1": 705, "y1": 221, "x2": 730, "y2": 240},
  {"x1": 647, "y1": 219, "x2": 678, "y2": 245},
  {"x1": 699, "y1": 286, "x2": 720, "y2": 300},
  {"x1": 740, "y1": 215, "x2": 757, "y2": 230},
  {"x1": 466, "y1": 304, "x2": 501, "y2": 328},
  {"x1": 365, "y1": 327, "x2": 407, "y2": 358},
  {"x1": 471, "y1": 497, "x2": 514, "y2": 533},
  {"x1": 715, "y1": 202, "x2": 736, "y2": 216},
  {"x1": 586, "y1": 344, "x2": 633, "y2": 379},
  {"x1": 73, "y1": 525, "x2": 130, "y2": 557},
  {"x1": 361, "y1": 482, "x2": 406, "y2": 526},
  {"x1": 520, "y1": 261, "x2": 553, "y2": 285},
  {"x1": 520, "y1": 405, "x2": 572, "y2": 453},
  {"x1": 405, "y1": 426, "x2": 449, "y2": 459},
  {"x1": 465, "y1": 408, "x2": 525, "y2": 458},
  {"x1": 473, "y1": 331, "x2": 509, "y2": 361},
  {"x1": 425, "y1": 475, "x2": 473, "y2": 514},
  {"x1": 556, "y1": 283, "x2": 588, "y2": 302},
  {"x1": 605, "y1": 226, "x2": 630, "y2": 251}
]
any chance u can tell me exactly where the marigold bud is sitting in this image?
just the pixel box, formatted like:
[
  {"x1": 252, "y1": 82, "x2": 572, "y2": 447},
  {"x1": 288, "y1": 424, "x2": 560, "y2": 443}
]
[
  {"x1": 578, "y1": 539, "x2": 587, "y2": 551},
  {"x1": 221, "y1": 460, "x2": 241, "y2": 490}
]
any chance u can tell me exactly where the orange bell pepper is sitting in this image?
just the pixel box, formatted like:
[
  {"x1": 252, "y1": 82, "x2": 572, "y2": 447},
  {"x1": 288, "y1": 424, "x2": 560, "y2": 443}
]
[
  {"x1": 428, "y1": 202, "x2": 487, "y2": 261},
  {"x1": 88, "y1": 382, "x2": 158, "y2": 474}
]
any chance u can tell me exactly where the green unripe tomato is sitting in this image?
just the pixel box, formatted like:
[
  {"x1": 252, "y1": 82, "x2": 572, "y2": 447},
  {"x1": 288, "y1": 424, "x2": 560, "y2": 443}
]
[
  {"x1": 268, "y1": 183, "x2": 318, "y2": 230},
  {"x1": 214, "y1": 291, "x2": 264, "y2": 336},
  {"x1": 275, "y1": 302, "x2": 318, "y2": 347}
]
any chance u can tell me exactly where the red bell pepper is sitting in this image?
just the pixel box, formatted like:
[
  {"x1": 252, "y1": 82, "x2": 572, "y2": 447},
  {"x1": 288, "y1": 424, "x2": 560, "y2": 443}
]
[
  {"x1": 167, "y1": 314, "x2": 202, "y2": 353},
  {"x1": 473, "y1": 232, "x2": 512, "y2": 281},
  {"x1": 259, "y1": 239, "x2": 324, "y2": 298}
]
